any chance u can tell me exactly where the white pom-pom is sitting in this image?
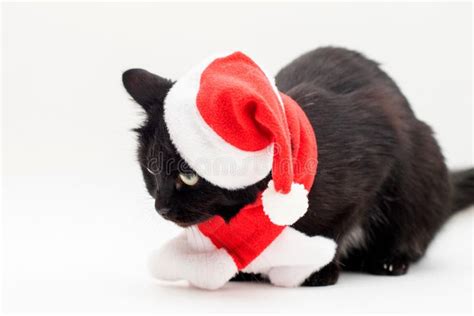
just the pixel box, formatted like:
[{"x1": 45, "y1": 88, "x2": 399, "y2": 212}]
[{"x1": 262, "y1": 181, "x2": 309, "y2": 226}]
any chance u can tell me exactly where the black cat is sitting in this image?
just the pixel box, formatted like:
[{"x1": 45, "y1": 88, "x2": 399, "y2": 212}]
[{"x1": 122, "y1": 47, "x2": 474, "y2": 286}]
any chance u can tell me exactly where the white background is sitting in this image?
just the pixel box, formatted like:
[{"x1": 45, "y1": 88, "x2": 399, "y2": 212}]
[{"x1": 2, "y1": 2, "x2": 472, "y2": 314}]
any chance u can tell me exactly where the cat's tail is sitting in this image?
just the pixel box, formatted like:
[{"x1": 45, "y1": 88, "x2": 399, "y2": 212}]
[{"x1": 450, "y1": 168, "x2": 474, "y2": 213}]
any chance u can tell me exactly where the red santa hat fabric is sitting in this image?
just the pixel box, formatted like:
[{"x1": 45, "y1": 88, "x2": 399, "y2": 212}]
[{"x1": 164, "y1": 52, "x2": 316, "y2": 225}]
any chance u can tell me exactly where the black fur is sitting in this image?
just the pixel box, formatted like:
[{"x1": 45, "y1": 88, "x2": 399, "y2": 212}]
[{"x1": 123, "y1": 47, "x2": 474, "y2": 286}]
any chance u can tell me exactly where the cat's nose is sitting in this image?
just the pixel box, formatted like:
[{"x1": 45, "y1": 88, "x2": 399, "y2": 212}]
[{"x1": 156, "y1": 207, "x2": 171, "y2": 216}]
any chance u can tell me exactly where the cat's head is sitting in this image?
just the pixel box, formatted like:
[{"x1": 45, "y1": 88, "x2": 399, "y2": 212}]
[{"x1": 122, "y1": 69, "x2": 267, "y2": 227}]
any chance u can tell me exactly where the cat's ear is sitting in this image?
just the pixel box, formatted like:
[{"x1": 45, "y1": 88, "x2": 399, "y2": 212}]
[{"x1": 122, "y1": 68, "x2": 173, "y2": 113}]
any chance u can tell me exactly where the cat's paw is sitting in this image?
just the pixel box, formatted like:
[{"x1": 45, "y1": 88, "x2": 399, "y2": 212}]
[
  {"x1": 366, "y1": 256, "x2": 410, "y2": 276},
  {"x1": 230, "y1": 272, "x2": 267, "y2": 283},
  {"x1": 301, "y1": 262, "x2": 339, "y2": 287}
]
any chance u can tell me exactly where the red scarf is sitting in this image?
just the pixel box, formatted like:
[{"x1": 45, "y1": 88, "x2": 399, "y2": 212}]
[{"x1": 198, "y1": 93, "x2": 318, "y2": 269}]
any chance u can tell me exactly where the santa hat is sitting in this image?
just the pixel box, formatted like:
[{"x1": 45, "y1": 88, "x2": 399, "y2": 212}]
[{"x1": 163, "y1": 52, "x2": 310, "y2": 226}]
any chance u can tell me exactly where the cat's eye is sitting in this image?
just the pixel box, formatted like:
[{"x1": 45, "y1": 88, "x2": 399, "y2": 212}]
[{"x1": 179, "y1": 173, "x2": 199, "y2": 186}]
